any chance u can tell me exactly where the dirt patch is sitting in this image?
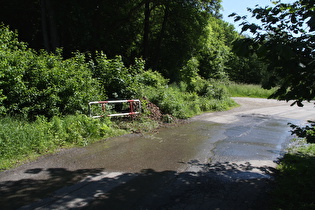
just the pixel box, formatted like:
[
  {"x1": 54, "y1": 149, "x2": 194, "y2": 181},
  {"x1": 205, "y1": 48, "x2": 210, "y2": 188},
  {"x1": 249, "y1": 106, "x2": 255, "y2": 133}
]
[{"x1": 142, "y1": 97, "x2": 162, "y2": 121}]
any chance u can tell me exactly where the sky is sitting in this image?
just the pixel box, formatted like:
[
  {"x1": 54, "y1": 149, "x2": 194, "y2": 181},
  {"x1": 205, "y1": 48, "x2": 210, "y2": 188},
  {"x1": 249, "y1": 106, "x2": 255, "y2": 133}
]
[{"x1": 221, "y1": 0, "x2": 296, "y2": 33}]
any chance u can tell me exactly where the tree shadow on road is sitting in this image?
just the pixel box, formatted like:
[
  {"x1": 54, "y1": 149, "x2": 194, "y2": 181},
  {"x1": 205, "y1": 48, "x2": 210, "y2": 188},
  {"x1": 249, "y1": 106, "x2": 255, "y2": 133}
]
[
  {"x1": 0, "y1": 168, "x2": 104, "y2": 209},
  {"x1": 0, "y1": 161, "x2": 276, "y2": 210}
]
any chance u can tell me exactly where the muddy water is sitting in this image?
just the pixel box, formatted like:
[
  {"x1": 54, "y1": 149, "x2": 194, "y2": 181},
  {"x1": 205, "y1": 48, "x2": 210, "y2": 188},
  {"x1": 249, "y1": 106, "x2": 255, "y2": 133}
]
[
  {"x1": 45, "y1": 113, "x2": 294, "y2": 174},
  {"x1": 57, "y1": 121, "x2": 220, "y2": 173},
  {"x1": 210, "y1": 114, "x2": 294, "y2": 163}
]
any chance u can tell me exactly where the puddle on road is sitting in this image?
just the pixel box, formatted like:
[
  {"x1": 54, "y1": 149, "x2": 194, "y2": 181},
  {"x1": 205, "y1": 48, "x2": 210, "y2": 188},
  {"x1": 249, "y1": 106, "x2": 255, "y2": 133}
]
[
  {"x1": 33, "y1": 114, "x2": 296, "y2": 174},
  {"x1": 211, "y1": 114, "x2": 294, "y2": 163},
  {"x1": 68, "y1": 121, "x2": 221, "y2": 173}
]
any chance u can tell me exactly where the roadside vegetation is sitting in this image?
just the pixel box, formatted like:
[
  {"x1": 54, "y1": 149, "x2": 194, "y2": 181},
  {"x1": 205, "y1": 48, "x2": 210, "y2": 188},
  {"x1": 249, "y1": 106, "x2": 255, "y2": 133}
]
[
  {"x1": 0, "y1": 25, "x2": 237, "y2": 170},
  {"x1": 271, "y1": 121, "x2": 315, "y2": 209},
  {"x1": 225, "y1": 82, "x2": 277, "y2": 98},
  {"x1": 272, "y1": 140, "x2": 315, "y2": 209}
]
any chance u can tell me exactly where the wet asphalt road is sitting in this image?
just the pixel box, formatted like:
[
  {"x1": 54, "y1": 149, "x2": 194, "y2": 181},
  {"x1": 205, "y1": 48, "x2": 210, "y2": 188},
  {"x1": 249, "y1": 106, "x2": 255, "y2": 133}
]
[{"x1": 0, "y1": 97, "x2": 314, "y2": 209}]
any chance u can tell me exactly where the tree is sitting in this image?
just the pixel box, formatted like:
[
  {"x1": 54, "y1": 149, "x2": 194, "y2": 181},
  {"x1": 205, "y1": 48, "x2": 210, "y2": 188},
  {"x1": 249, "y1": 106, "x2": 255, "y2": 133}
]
[
  {"x1": 197, "y1": 16, "x2": 237, "y2": 80},
  {"x1": 0, "y1": 0, "x2": 224, "y2": 82},
  {"x1": 144, "y1": 0, "x2": 223, "y2": 81},
  {"x1": 227, "y1": 52, "x2": 268, "y2": 84},
  {"x1": 230, "y1": 0, "x2": 315, "y2": 105}
]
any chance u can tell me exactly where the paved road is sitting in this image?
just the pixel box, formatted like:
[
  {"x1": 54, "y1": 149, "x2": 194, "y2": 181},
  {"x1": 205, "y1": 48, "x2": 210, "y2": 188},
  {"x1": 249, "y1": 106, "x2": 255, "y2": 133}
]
[{"x1": 1, "y1": 98, "x2": 314, "y2": 209}]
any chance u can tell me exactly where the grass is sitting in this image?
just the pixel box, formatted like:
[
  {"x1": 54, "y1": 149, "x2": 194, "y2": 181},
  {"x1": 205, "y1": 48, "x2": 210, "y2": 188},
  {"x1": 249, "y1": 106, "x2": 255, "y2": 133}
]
[
  {"x1": 271, "y1": 140, "x2": 315, "y2": 209},
  {"x1": 225, "y1": 82, "x2": 277, "y2": 98},
  {"x1": 0, "y1": 115, "x2": 128, "y2": 170}
]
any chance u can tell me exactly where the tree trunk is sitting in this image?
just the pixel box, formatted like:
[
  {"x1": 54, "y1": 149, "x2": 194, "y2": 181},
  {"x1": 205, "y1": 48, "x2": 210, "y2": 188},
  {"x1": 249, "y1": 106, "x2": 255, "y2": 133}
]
[{"x1": 143, "y1": 0, "x2": 150, "y2": 64}]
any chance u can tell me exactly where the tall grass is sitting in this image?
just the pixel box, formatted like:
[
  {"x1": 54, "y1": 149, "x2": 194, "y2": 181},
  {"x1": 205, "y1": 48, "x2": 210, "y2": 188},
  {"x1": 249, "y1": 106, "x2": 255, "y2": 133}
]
[
  {"x1": 0, "y1": 115, "x2": 126, "y2": 170},
  {"x1": 225, "y1": 82, "x2": 277, "y2": 98}
]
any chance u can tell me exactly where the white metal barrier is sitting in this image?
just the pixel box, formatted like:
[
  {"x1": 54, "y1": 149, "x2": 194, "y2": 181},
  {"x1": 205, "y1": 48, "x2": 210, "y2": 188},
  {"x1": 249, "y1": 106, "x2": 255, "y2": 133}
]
[{"x1": 88, "y1": 99, "x2": 141, "y2": 118}]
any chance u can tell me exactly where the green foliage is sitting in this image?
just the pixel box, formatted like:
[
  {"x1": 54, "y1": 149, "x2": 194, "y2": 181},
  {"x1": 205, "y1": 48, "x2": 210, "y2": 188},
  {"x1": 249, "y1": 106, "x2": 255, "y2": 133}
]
[
  {"x1": 289, "y1": 121, "x2": 315, "y2": 144},
  {"x1": 150, "y1": 85, "x2": 201, "y2": 118},
  {"x1": 272, "y1": 118, "x2": 315, "y2": 208},
  {"x1": 197, "y1": 17, "x2": 234, "y2": 80},
  {"x1": 227, "y1": 51, "x2": 268, "y2": 84},
  {"x1": 143, "y1": 81, "x2": 235, "y2": 119},
  {"x1": 0, "y1": 115, "x2": 124, "y2": 170},
  {"x1": 0, "y1": 0, "x2": 224, "y2": 81},
  {"x1": 272, "y1": 143, "x2": 315, "y2": 209},
  {"x1": 92, "y1": 53, "x2": 145, "y2": 99},
  {"x1": 0, "y1": 26, "x2": 101, "y2": 119},
  {"x1": 145, "y1": 0, "x2": 217, "y2": 81},
  {"x1": 0, "y1": 24, "x2": 27, "y2": 51},
  {"x1": 137, "y1": 69, "x2": 168, "y2": 88},
  {"x1": 180, "y1": 57, "x2": 201, "y2": 92},
  {"x1": 179, "y1": 56, "x2": 230, "y2": 100},
  {"x1": 92, "y1": 52, "x2": 171, "y2": 101},
  {"x1": 231, "y1": 0, "x2": 315, "y2": 104}
]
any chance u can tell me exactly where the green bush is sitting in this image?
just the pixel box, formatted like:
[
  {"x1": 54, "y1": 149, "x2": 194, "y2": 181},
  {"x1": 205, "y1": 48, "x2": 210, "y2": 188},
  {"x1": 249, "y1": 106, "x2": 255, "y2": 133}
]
[
  {"x1": 136, "y1": 69, "x2": 168, "y2": 89},
  {"x1": 0, "y1": 25, "x2": 102, "y2": 119},
  {"x1": 179, "y1": 57, "x2": 228, "y2": 100},
  {"x1": 92, "y1": 53, "x2": 145, "y2": 99},
  {"x1": 49, "y1": 114, "x2": 116, "y2": 146},
  {"x1": 142, "y1": 83, "x2": 235, "y2": 119},
  {"x1": 145, "y1": 85, "x2": 194, "y2": 118}
]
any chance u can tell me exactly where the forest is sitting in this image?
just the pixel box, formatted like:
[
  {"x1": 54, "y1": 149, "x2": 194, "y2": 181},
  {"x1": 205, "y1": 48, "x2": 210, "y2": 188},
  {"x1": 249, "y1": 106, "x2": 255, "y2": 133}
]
[
  {"x1": 0, "y1": 0, "x2": 244, "y2": 82},
  {"x1": 0, "y1": 0, "x2": 272, "y2": 118}
]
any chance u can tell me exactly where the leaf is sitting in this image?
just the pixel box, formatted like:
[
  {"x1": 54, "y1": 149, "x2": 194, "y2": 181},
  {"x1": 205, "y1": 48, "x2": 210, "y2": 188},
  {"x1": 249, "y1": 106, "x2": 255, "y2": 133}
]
[
  {"x1": 234, "y1": 16, "x2": 242, "y2": 22},
  {"x1": 249, "y1": 24, "x2": 260, "y2": 33}
]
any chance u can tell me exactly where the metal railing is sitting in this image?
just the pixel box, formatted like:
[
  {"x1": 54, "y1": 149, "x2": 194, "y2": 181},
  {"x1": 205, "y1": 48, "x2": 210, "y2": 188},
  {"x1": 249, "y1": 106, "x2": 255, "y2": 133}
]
[{"x1": 88, "y1": 99, "x2": 141, "y2": 118}]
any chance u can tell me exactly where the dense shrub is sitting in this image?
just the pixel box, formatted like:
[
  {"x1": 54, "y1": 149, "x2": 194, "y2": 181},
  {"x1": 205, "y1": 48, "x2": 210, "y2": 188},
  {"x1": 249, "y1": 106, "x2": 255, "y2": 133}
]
[
  {"x1": 0, "y1": 25, "x2": 102, "y2": 119},
  {"x1": 92, "y1": 53, "x2": 145, "y2": 99},
  {"x1": 136, "y1": 69, "x2": 168, "y2": 89},
  {"x1": 143, "y1": 83, "x2": 235, "y2": 119},
  {"x1": 0, "y1": 25, "x2": 235, "y2": 121}
]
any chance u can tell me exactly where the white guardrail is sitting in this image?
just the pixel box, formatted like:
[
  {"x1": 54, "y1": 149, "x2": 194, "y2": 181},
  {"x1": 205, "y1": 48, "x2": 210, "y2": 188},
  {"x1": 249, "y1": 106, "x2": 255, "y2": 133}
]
[{"x1": 88, "y1": 99, "x2": 141, "y2": 118}]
